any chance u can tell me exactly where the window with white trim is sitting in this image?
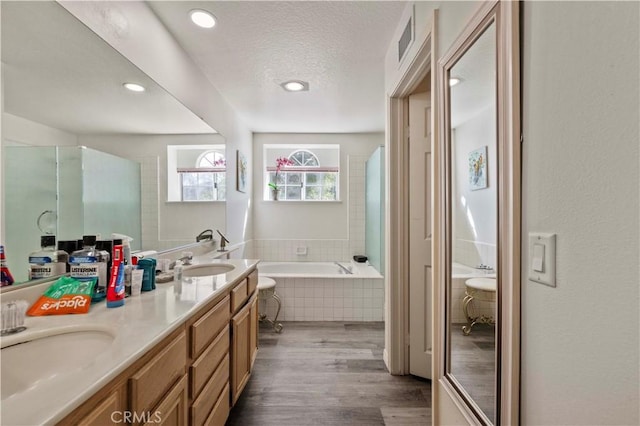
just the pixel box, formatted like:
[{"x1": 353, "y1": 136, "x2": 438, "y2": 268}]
[
  {"x1": 179, "y1": 150, "x2": 226, "y2": 201},
  {"x1": 264, "y1": 145, "x2": 340, "y2": 201},
  {"x1": 167, "y1": 145, "x2": 226, "y2": 202}
]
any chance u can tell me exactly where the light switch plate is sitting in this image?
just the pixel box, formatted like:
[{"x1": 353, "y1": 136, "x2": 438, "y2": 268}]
[{"x1": 528, "y1": 233, "x2": 556, "y2": 287}]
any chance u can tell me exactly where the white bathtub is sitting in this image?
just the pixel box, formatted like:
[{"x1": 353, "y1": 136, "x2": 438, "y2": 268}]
[
  {"x1": 451, "y1": 262, "x2": 495, "y2": 324},
  {"x1": 258, "y1": 261, "x2": 382, "y2": 278},
  {"x1": 256, "y1": 261, "x2": 384, "y2": 321}
]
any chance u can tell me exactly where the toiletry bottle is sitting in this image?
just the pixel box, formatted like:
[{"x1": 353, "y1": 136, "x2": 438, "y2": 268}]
[
  {"x1": 137, "y1": 258, "x2": 156, "y2": 292},
  {"x1": 0, "y1": 245, "x2": 14, "y2": 287},
  {"x1": 106, "y1": 243, "x2": 125, "y2": 308},
  {"x1": 112, "y1": 234, "x2": 133, "y2": 265},
  {"x1": 28, "y1": 235, "x2": 68, "y2": 280},
  {"x1": 96, "y1": 240, "x2": 113, "y2": 276},
  {"x1": 70, "y1": 235, "x2": 107, "y2": 302},
  {"x1": 57, "y1": 240, "x2": 78, "y2": 272}
]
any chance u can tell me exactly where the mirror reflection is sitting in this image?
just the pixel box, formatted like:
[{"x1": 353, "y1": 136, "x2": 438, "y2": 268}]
[
  {"x1": 1, "y1": 1, "x2": 221, "y2": 285},
  {"x1": 447, "y1": 22, "x2": 497, "y2": 422}
]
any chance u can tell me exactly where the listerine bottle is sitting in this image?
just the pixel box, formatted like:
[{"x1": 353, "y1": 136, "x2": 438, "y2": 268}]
[
  {"x1": 70, "y1": 235, "x2": 107, "y2": 302},
  {"x1": 28, "y1": 235, "x2": 68, "y2": 280}
]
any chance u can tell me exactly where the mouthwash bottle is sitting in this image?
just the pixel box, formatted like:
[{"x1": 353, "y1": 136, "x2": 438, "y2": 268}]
[
  {"x1": 70, "y1": 235, "x2": 108, "y2": 302},
  {"x1": 28, "y1": 235, "x2": 68, "y2": 280},
  {"x1": 0, "y1": 245, "x2": 14, "y2": 287}
]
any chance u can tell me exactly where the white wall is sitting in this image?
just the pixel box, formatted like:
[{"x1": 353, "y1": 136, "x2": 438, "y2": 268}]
[
  {"x1": 2, "y1": 113, "x2": 78, "y2": 147},
  {"x1": 521, "y1": 2, "x2": 639, "y2": 425},
  {"x1": 78, "y1": 134, "x2": 226, "y2": 251},
  {"x1": 58, "y1": 0, "x2": 253, "y2": 253},
  {"x1": 452, "y1": 105, "x2": 497, "y2": 268}
]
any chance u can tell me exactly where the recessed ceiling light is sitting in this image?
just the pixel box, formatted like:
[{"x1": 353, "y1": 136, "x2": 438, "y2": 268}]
[
  {"x1": 123, "y1": 83, "x2": 145, "y2": 92},
  {"x1": 190, "y1": 9, "x2": 216, "y2": 28},
  {"x1": 281, "y1": 80, "x2": 309, "y2": 92},
  {"x1": 449, "y1": 77, "x2": 462, "y2": 87}
]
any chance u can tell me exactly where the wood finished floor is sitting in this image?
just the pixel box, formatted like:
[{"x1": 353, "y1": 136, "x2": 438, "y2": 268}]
[
  {"x1": 450, "y1": 323, "x2": 496, "y2": 422},
  {"x1": 227, "y1": 322, "x2": 431, "y2": 425}
]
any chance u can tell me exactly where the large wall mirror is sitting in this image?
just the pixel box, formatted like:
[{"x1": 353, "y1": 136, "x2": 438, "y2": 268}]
[
  {"x1": 447, "y1": 19, "x2": 498, "y2": 423},
  {"x1": 438, "y1": 1, "x2": 520, "y2": 424},
  {"x1": 1, "y1": 1, "x2": 221, "y2": 285}
]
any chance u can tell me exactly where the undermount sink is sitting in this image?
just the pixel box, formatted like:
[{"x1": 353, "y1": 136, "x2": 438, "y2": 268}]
[
  {"x1": 1, "y1": 325, "x2": 115, "y2": 400},
  {"x1": 181, "y1": 263, "x2": 235, "y2": 278}
]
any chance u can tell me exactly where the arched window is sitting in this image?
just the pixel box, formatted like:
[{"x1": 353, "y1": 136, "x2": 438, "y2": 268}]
[
  {"x1": 288, "y1": 150, "x2": 319, "y2": 167},
  {"x1": 181, "y1": 149, "x2": 226, "y2": 201},
  {"x1": 264, "y1": 145, "x2": 339, "y2": 201},
  {"x1": 197, "y1": 151, "x2": 226, "y2": 168}
]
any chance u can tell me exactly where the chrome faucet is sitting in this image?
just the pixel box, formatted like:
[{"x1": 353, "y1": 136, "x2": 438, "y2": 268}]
[
  {"x1": 476, "y1": 264, "x2": 494, "y2": 272},
  {"x1": 217, "y1": 230, "x2": 229, "y2": 252},
  {"x1": 196, "y1": 229, "x2": 213, "y2": 242},
  {"x1": 169, "y1": 253, "x2": 192, "y2": 270}
]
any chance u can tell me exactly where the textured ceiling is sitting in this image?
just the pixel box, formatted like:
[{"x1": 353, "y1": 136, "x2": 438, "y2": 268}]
[
  {"x1": 1, "y1": 1, "x2": 215, "y2": 135},
  {"x1": 149, "y1": 1, "x2": 408, "y2": 133}
]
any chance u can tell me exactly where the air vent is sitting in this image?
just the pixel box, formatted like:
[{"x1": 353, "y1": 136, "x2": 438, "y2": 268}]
[{"x1": 398, "y1": 17, "x2": 412, "y2": 62}]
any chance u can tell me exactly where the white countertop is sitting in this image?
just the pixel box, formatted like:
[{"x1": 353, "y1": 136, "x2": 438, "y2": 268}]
[{"x1": 0, "y1": 258, "x2": 259, "y2": 426}]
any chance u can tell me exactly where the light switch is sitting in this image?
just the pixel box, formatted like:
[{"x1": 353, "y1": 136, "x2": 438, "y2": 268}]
[
  {"x1": 528, "y1": 233, "x2": 556, "y2": 287},
  {"x1": 532, "y1": 243, "x2": 545, "y2": 272}
]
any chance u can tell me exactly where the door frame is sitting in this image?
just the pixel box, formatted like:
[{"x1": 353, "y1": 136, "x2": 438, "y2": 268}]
[{"x1": 385, "y1": 10, "x2": 437, "y2": 375}]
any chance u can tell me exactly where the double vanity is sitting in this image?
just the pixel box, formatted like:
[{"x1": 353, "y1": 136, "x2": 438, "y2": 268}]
[{"x1": 1, "y1": 254, "x2": 259, "y2": 426}]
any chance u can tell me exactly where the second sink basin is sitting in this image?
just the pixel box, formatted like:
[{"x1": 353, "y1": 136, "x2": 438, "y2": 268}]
[
  {"x1": 1, "y1": 325, "x2": 115, "y2": 401},
  {"x1": 182, "y1": 263, "x2": 235, "y2": 278}
]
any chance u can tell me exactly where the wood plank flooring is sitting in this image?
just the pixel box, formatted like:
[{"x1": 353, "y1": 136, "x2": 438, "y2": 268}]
[
  {"x1": 450, "y1": 323, "x2": 496, "y2": 422},
  {"x1": 227, "y1": 322, "x2": 431, "y2": 425}
]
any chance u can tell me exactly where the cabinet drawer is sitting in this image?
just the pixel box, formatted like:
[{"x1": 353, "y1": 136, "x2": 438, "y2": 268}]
[
  {"x1": 190, "y1": 355, "x2": 229, "y2": 426},
  {"x1": 130, "y1": 331, "x2": 186, "y2": 415},
  {"x1": 190, "y1": 327, "x2": 229, "y2": 399},
  {"x1": 247, "y1": 270, "x2": 258, "y2": 296},
  {"x1": 77, "y1": 387, "x2": 124, "y2": 426},
  {"x1": 191, "y1": 296, "x2": 230, "y2": 359},
  {"x1": 231, "y1": 279, "x2": 248, "y2": 313},
  {"x1": 204, "y1": 383, "x2": 230, "y2": 426},
  {"x1": 145, "y1": 374, "x2": 188, "y2": 426}
]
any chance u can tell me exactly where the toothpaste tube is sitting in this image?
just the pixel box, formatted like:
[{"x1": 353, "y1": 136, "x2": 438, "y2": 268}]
[{"x1": 107, "y1": 244, "x2": 125, "y2": 308}]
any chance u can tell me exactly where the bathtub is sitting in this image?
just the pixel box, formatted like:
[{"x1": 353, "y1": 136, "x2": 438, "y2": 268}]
[
  {"x1": 256, "y1": 261, "x2": 384, "y2": 322},
  {"x1": 259, "y1": 261, "x2": 384, "y2": 278},
  {"x1": 451, "y1": 262, "x2": 495, "y2": 324}
]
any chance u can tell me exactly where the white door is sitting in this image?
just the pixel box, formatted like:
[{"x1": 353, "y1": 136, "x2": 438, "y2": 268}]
[{"x1": 408, "y1": 91, "x2": 433, "y2": 379}]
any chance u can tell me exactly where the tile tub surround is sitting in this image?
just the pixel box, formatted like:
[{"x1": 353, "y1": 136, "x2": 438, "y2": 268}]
[
  {"x1": 252, "y1": 239, "x2": 351, "y2": 262},
  {"x1": 258, "y1": 277, "x2": 384, "y2": 322}
]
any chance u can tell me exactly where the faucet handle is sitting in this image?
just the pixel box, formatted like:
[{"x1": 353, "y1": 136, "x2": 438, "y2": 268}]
[{"x1": 216, "y1": 230, "x2": 229, "y2": 244}]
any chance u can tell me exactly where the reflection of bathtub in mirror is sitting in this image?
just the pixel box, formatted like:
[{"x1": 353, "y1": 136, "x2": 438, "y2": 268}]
[{"x1": 451, "y1": 263, "x2": 495, "y2": 324}]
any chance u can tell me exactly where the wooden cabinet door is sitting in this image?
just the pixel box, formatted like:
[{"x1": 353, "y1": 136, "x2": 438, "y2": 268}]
[
  {"x1": 146, "y1": 375, "x2": 188, "y2": 426},
  {"x1": 230, "y1": 300, "x2": 251, "y2": 405}
]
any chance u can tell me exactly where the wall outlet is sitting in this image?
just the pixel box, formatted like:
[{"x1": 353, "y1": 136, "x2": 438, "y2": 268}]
[{"x1": 296, "y1": 246, "x2": 308, "y2": 256}]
